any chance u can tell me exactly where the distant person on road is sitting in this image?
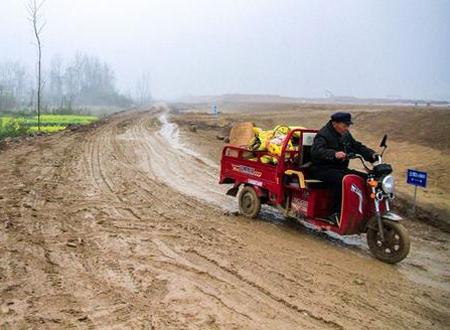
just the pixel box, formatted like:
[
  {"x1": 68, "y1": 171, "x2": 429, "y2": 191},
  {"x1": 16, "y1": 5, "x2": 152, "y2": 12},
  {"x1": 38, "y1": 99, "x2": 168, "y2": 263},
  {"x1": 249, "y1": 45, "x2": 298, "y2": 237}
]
[{"x1": 310, "y1": 112, "x2": 377, "y2": 225}]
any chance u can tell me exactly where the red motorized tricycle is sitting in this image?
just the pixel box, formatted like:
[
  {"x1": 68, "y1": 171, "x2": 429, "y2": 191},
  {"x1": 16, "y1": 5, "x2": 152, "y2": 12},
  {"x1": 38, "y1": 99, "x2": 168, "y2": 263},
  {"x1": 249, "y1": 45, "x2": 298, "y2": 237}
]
[{"x1": 219, "y1": 128, "x2": 410, "y2": 263}]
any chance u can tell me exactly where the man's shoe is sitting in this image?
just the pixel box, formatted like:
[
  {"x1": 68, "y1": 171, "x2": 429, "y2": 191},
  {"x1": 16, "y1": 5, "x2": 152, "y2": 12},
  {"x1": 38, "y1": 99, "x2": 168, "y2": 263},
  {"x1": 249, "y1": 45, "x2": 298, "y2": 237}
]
[{"x1": 326, "y1": 213, "x2": 340, "y2": 225}]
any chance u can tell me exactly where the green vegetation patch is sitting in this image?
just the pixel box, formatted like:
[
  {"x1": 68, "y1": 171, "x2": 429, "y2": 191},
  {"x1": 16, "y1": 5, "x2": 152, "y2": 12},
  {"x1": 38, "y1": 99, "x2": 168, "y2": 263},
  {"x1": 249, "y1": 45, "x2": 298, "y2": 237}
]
[
  {"x1": 27, "y1": 115, "x2": 98, "y2": 126},
  {"x1": 0, "y1": 114, "x2": 98, "y2": 139}
]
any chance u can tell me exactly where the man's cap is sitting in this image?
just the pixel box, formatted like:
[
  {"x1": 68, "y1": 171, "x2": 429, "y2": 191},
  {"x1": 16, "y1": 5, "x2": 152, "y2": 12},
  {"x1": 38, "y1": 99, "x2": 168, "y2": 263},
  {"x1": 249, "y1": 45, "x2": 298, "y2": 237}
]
[{"x1": 331, "y1": 112, "x2": 353, "y2": 124}]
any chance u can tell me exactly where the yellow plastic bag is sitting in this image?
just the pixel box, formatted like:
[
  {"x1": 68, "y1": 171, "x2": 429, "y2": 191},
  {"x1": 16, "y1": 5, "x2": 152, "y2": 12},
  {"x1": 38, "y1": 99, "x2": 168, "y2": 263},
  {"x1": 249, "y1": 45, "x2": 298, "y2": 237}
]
[
  {"x1": 248, "y1": 125, "x2": 303, "y2": 161},
  {"x1": 260, "y1": 155, "x2": 278, "y2": 164},
  {"x1": 248, "y1": 128, "x2": 274, "y2": 151},
  {"x1": 273, "y1": 125, "x2": 290, "y2": 135},
  {"x1": 267, "y1": 125, "x2": 294, "y2": 157}
]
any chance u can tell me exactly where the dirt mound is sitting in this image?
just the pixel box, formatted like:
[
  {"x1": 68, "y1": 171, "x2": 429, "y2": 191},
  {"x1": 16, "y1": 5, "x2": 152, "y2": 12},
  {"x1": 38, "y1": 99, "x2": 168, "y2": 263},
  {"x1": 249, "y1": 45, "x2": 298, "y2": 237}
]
[{"x1": 353, "y1": 108, "x2": 450, "y2": 151}]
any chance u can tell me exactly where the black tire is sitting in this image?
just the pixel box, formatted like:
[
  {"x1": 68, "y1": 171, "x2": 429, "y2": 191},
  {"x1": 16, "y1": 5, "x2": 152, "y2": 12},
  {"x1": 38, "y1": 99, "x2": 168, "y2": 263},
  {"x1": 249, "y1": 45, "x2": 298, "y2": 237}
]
[
  {"x1": 367, "y1": 220, "x2": 410, "y2": 264},
  {"x1": 238, "y1": 186, "x2": 261, "y2": 218}
]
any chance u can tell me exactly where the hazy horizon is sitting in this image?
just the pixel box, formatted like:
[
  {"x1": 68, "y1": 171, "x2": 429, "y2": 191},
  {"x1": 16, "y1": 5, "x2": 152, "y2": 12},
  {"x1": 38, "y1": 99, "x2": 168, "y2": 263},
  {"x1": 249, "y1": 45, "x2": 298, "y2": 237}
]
[{"x1": 2, "y1": 0, "x2": 449, "y2": 101}]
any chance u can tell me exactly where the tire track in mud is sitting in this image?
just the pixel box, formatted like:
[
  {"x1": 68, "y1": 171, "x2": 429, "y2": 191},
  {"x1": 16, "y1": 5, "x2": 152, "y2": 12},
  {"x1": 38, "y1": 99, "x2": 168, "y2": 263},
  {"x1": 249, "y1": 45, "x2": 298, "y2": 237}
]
[
  {"x1": 112, "y1": 111, "x2": 221, "y2": 218},
  {"x1": 153, "y1": 238, "x2": 343, "y2": 328},
  {"x1": 57, "y1": 131, "x2": 162, "y2": 327},
  {"x1": 1, "y1": 134, "x2": 132, "y2": 327},
  {"x1": 190, "y1": 249, "x2": 322, "y2": 319},
  {"x1": 127, "y1": 108, "x2": 236, "y2": 211}
]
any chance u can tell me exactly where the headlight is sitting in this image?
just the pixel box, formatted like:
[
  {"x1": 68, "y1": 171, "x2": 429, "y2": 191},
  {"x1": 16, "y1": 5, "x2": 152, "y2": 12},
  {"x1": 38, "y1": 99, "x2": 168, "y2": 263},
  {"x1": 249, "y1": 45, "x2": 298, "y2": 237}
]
[{"x1": 382, "y1": 175, "x2": 394, "y2": 193}]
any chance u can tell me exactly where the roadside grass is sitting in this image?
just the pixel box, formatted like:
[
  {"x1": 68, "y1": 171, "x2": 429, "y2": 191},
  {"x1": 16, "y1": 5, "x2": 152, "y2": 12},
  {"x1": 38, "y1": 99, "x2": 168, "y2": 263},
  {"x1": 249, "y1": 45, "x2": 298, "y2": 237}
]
[
  {"x1": 0, "y1": 114, "x2": 98, "y2": 140},
  {"x1": 25, "y1": 114, "x2": 98, "y2": 126},
  {"x1": 27, "y1": 125, "x2": 68, "y2": 133}
]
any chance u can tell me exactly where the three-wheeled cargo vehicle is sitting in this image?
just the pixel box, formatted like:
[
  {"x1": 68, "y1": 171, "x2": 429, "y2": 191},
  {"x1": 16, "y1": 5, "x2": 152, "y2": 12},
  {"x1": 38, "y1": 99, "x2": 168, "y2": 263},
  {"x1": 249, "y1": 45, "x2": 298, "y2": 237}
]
[{"x1": 219, "y1": 128, "x2": 410, "y2": 263}]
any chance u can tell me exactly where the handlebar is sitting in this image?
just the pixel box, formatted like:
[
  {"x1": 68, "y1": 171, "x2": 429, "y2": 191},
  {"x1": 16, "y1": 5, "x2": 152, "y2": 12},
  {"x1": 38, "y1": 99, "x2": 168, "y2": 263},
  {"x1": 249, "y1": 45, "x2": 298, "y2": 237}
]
[
  {"x1": 347, "y1": 153, "x2": 382, "y2": 172},
  {"x1": 346, "y1": 152, "x2": 357, "y2": 160}
]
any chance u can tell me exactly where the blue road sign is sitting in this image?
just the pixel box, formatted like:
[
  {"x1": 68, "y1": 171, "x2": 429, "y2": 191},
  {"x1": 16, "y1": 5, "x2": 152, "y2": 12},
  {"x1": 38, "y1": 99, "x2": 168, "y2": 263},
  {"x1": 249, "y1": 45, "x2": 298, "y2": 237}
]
[{"x1": 407, "y1": 169, "x2": 427, "y2": 188}]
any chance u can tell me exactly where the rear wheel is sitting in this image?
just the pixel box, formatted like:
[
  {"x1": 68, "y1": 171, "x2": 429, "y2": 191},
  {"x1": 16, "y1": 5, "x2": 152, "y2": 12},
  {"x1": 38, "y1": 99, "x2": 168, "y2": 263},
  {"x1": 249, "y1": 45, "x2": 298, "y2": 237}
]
[
  {"x1": 367, "y1": 220, "x2": 410, "y2": 264},
  {"x1": 238, "y1": 186, "x2": 261, "y2": 218}
]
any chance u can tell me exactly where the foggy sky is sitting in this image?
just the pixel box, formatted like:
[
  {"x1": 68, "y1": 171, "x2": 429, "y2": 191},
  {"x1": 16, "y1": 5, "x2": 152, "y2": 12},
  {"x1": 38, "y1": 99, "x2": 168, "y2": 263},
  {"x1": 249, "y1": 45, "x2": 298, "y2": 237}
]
[{"x1": 2, "y1": 0, "x2": 449, "y2": 100}]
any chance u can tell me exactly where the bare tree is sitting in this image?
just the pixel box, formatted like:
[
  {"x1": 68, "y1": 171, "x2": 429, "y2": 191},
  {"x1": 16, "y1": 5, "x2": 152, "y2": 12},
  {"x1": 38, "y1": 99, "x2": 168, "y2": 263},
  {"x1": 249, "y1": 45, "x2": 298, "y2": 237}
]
[
  {"x1": 27, "y1": 0, "x2": 46, "y2": 131},
  {"x1": 135, "y1": 72, "x2": 152, "y2": 106}
]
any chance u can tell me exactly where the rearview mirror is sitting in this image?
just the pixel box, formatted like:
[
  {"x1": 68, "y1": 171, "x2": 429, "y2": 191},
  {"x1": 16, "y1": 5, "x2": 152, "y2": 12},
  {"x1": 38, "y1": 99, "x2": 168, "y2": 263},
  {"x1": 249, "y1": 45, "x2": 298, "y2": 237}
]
[{"x1": 380, "y1": 134, "x2": 388, "y2": 148}]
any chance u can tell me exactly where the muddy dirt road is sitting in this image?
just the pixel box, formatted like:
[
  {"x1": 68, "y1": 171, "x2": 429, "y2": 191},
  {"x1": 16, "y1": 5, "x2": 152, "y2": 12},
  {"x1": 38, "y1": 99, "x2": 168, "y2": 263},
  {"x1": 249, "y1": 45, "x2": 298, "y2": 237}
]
[{"x1": 1, "y1": 104, "x2": 449, "y2": 329}]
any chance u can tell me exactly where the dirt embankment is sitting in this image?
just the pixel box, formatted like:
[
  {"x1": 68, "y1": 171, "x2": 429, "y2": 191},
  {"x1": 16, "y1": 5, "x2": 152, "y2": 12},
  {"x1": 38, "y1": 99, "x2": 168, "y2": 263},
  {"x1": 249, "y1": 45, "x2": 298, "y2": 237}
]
[
  {"x1": 0, "y1": 104, "x2": 449, "y2": 329},
  {"x1": 170, "y1": 102, "x2": 450, "y2": 231}
]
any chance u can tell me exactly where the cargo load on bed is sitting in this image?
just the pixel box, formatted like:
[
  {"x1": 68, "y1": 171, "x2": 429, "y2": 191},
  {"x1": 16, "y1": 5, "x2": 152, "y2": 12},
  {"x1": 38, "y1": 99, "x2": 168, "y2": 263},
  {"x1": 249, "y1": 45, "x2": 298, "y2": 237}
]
[{"x1": 228, "y1": 122, "x2": 305, "y2": 164}]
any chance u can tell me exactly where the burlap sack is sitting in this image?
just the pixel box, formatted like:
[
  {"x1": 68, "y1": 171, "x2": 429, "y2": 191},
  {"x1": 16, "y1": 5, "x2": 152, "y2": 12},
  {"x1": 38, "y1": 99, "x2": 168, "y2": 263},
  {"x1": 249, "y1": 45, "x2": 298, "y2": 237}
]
[{"x1": 229, "y1": 122, "x2": 255, "y2": 147}]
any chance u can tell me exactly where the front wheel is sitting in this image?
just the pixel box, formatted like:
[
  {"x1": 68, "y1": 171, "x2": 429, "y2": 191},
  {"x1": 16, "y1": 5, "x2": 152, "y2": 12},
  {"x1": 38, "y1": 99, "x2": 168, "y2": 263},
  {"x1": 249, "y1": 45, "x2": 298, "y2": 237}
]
[
  {"x1": 238, "y1": 186, "x2": 261, "y2": 218},
  {"x1": 367, "y1": 220, "x2": 410, "y2": 264}
]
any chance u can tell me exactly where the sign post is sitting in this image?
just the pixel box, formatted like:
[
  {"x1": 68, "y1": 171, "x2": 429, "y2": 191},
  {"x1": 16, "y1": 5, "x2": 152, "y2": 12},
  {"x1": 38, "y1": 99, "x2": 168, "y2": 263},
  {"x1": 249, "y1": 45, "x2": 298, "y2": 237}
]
[
  {"x1": 211, "y1": 104, "x2": 218, "y2": 116},
  {"x1": 406, "y1": 169, "x2": 427, "y2": 215}
]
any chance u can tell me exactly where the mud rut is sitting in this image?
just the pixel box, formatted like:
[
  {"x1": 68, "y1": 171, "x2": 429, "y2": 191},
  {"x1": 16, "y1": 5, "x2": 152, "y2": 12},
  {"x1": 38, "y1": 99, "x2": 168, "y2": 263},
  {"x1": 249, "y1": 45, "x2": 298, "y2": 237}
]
[{"x1": 0, "y1": 104, "x2": 449, "y2": 329}]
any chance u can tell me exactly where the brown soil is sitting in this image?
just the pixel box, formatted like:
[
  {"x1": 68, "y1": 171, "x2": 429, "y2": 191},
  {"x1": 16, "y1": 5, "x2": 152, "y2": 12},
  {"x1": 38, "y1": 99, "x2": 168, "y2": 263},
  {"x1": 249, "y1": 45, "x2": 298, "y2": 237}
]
[{"x1": 0, "y1": 103, "x2": 449, "y2": 329}]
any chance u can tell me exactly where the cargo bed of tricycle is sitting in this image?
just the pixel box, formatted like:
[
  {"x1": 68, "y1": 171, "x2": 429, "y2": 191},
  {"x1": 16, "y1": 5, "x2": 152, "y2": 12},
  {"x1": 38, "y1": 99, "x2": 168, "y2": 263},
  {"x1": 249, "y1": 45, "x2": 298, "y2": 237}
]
[{"x1": 219, "y1": 128, "x2": 319, "y2": 205}]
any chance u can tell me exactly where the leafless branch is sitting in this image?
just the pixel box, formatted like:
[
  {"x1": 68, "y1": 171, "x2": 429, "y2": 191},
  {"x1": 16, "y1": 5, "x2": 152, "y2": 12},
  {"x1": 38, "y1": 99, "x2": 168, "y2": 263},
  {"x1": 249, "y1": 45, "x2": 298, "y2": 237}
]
[{"x1": 27, "y1": 0, "x2": 46, "y2": 131}]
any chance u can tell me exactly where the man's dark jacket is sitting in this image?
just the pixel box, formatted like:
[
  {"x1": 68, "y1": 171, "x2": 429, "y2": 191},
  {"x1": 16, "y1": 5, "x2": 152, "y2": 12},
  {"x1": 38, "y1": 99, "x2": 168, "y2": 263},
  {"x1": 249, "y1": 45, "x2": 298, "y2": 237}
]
[{"x1": 310, "y1": 121, "x2": 375, "y2": 170}]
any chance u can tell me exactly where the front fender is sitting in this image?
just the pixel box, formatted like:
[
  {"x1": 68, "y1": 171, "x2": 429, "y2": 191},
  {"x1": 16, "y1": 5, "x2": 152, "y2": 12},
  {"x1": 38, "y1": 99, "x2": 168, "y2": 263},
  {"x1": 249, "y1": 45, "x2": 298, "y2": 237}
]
[
  {"x1": 363, "y1": 212, "x2": 403, "y2": 232},
  {"x1": 382, "y1": 212, "x2": 403, "y2": 221}
]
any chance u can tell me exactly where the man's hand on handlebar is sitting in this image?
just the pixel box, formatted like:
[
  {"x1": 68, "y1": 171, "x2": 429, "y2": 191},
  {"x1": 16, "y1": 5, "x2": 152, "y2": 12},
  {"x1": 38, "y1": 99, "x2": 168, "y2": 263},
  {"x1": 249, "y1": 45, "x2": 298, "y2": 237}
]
[{"x1": 335, "y1": 151, "x2": 347, "y2": 160}]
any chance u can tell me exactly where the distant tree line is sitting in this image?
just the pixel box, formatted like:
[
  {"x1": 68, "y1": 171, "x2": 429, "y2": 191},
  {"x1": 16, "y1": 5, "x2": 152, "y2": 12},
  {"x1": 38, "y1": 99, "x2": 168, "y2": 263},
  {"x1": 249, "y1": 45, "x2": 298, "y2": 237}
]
[
  {"x1": 0, "y1": 61, "x2": 29, "y2": 111},
  {"x1": 0, "y1": 53, "x2": 136, "y2": 113}
]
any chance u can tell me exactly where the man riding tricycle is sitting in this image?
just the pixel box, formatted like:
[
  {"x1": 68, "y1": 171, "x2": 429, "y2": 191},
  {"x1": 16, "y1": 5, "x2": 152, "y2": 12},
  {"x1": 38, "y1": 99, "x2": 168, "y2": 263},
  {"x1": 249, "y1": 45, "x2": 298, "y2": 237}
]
[{"x1": 219, "y1": 112, "x2": 410, "y2": 264}]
